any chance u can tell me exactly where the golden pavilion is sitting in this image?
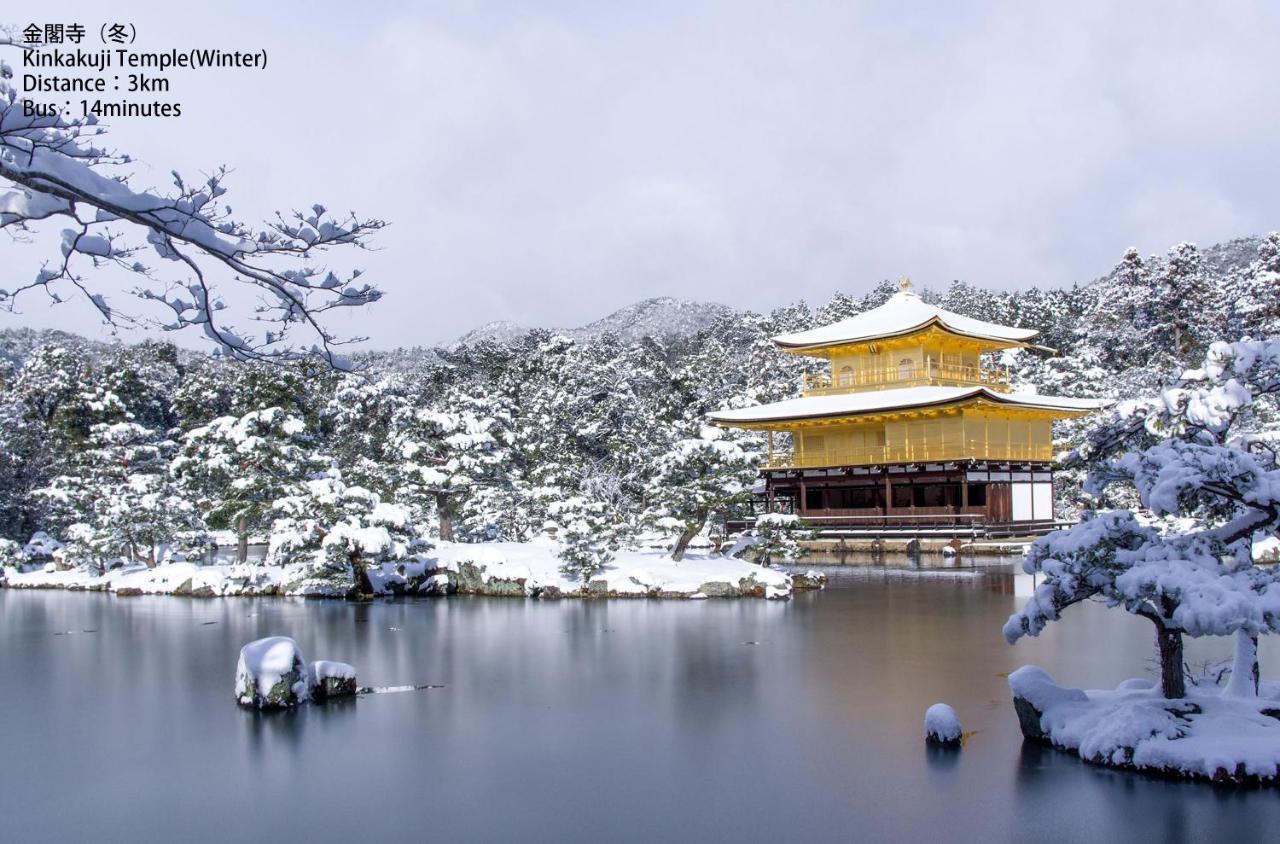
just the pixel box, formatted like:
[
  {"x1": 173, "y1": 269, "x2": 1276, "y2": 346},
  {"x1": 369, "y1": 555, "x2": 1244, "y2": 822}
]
[{"x1": 708, "y1": 279, "x2": 1106, "y2": 534}]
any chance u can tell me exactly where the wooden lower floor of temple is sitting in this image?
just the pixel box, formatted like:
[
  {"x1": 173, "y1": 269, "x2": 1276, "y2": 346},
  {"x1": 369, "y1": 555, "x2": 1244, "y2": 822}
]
[{"x1": 731, "y1": 460, "x2": 1063, "y2": 538}]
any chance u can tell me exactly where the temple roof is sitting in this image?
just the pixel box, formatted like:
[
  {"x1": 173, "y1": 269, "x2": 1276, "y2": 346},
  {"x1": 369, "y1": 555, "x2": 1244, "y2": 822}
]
[
  {"x1": 708, "y1": 386, "x2": 1107, "y2": 426},
  {"x1": 772, "y1": 289, "x2": 1039, "y2": 351}
]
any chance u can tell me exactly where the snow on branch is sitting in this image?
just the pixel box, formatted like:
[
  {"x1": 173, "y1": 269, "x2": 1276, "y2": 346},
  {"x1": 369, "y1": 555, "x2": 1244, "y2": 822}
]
[
  {"x1": 1007, "y1": 340, "x2": 1280, "y2": 698},
  {"x1": 0, "y1": 38, "x2": 385, "y2": 368}
]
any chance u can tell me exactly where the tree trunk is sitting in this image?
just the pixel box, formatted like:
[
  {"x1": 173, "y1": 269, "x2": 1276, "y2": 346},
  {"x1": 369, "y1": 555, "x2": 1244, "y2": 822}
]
[
  {"x1": 1155, "y1": 624, "x2": 1186, "y2": 699},
  {"x1": 1224, "y1": 630, "x2": 1260, "y2": 698},
  {"x1": 236, "y1": 515, "x2": 248, "y2": 564},
  {"x1": 345, "y1": 550, "x2": 375, "y2": 600},
  {"x1": 671, "y1": 512, "x2": 707, "y2": 562},
  {"x1": 436, "y1": 491, "x2": 454, "y2": 542}
]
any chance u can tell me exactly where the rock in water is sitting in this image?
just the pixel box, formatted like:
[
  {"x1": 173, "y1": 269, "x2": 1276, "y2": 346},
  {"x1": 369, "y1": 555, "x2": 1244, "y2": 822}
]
[
  {"x1": 790, "y1": 569, "x2": 828, "y2": 590},
  {"x1": 924, "y1": 703, "x2": 962, "y2": 747},
  {"x1": 235, "y1": 636, "x2": 309, "y2": 709},
  {"x1": 308, "y1": 660, "x2": 358, "y2": 702},
  {"x1": 1007, "y1": 665, "x2": 1088, "y2": 742}
]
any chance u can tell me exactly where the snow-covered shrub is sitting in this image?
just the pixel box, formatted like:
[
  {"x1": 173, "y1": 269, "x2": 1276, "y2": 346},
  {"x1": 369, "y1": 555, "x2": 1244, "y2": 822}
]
[
  {"x1": 753, "y1": 513, "x2": 815, "y2": 564},
  {"x1": 0, "y1": 537, "x2": 24, "y2": 570},
  {"x1": 21, "y1": 531, "x2": 60, "y2": 566},
  {"x1": 168, "y1": 530, "x2": 217, "y2": 564},
  {"x1": 55, "y1": 522, "x2": 120, "y2": 573},
  {"x1": 1006, "y1": 340, "x2": 1280, "y2": 699},
  {"x1": 549, "y1": 497, "x2": 615, "y2": 581}
]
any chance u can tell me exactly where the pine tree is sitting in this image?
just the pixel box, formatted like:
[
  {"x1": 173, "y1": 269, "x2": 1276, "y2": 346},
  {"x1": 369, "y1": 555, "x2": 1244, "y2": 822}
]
[
  {"x1": 391, "y1": 393, "x2": 510, "y2": 541},
  {"x1": 548, "y1": 496, "x2": 616, "y2": 581},
  {"x1": 1149, "y1": 242, "x2": 1213, "y2": 369},
  {"x1": 1229, "y1": 231, "x2": 1280, "y2": 339},
  {"x1": 38, "y1": 422, "x2": 201, "y2": 571},
  {"x1": 267, "y1": 465, "x2": 425, "y2": 597},
  {"x1": 173, "y1": 407, "x2": 312, "y2": 562},
  {"x1": 646, "y1": 426, "x2": 760, "y2": 561}
]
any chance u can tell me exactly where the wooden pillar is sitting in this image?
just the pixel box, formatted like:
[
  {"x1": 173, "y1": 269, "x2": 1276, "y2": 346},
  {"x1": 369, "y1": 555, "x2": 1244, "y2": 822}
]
[
  {"x1": 767, "y1": 430, "x2": 775, "y2": 466},
  {"x1": 883, "y1": 472, "x2": 892, "y2": 523},
  {"x1": 799, "y1": 479, "x2": 807, "y2": 516}
]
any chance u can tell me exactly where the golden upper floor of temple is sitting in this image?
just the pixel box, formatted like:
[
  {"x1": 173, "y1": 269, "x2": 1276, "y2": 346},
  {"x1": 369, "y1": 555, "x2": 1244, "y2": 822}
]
[
  {"x1": 775, "y1": 278, "x2": 1033, "y2": 396},
  {"x1": 772, "y1": 278, "x2": 1040, "y2": 355}
]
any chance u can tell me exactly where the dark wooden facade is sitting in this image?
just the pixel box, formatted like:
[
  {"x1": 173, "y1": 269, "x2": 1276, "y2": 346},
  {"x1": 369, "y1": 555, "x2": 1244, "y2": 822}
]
[{"x1": 754, "y1": 459, "x2": 1058, "y2": 535}]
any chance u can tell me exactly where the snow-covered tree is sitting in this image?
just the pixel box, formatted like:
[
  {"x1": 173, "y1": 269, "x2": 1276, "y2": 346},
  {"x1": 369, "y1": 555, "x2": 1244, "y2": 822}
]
[
  {"x1": 647, "y1": 426, "x2": 760, "y2": 561},
  {"x1": 548, "y1": 496, "x2": 616, "y2": 581},
  {"x1": 1148, "y1": 242, "x2": 1215, "y2": 368},
  {"x1": 173, "y1": 407, "x2": 311, "y2": 561},
  {"x1": 0, "y1": 38, "x2": 383, "y2": 365},
  {"x1": 267, "y1": 466, "x2": 425, "y2": 596},
  {"x1": 1229, "y1": 231, "x2": 1280, "y2": 340},
  {"x1": 391, "y1": 395, "x2": 510, "y2": 541},
  {"x1": 1089, "y1": 248, "x2": 1154, "y2": 374},
  {"x1": 37, "y1": 421, "x2": 200, "y2": 571},
  {"x1": 1006, "y1": 340, "x2": 1280, "y2": 699}
]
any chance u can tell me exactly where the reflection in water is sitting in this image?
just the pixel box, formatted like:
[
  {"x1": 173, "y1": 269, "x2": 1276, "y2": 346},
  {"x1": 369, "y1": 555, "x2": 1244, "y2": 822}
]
[
  {"x1": 923, "y1": 743, "x2": 961, "y2": 781},
  {"x1": 1, "y1": 573, "x2": 1278, "y2": 843}
]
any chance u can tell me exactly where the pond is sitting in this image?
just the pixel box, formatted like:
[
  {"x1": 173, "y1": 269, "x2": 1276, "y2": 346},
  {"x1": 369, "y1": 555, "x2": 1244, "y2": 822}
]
[{"x1": 2, "y1": 565, "x2": 1278, "y2": 842}]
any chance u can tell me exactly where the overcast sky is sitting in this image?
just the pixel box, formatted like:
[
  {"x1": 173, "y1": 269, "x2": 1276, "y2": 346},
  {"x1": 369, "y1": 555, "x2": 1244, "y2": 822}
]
[{"x1": 10, "y1": 0, "x2": 1280, "y2": 349}]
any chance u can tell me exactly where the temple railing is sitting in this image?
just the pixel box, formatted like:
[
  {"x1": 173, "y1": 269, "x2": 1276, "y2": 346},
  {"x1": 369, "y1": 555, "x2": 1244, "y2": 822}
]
[
  {"x1": 802, "y1": 360, "x2": 1010, "y2": 395},
  {"x1": 765, "y1": 441, "x2": 1051, "y2": 469}
]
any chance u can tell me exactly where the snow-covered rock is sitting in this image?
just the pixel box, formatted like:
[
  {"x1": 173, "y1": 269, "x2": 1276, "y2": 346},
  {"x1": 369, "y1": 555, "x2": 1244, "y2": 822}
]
[
  {"x1": 308, "y1": 660, "x2": 358, "y2": 702},
  {"x1": 1008, "y1": 665, "x2": 1280, "y2": 785},
  {"x1": 790, "y1": 569, "x2": 828, "y2": 590},
  {"x1": 236, "y1": 637, "x2": 309, "y2": 710},
  {"x1": 1009, "y1": 665, "x2": 1089, "y2": 741},
  {"x1": 924, "y1": 703, "x2": 962, "y2": 747}
]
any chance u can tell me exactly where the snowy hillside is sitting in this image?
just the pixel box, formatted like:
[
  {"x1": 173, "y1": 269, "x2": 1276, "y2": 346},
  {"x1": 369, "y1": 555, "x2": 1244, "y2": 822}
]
[
  {"x1": 0, "y1": 328, "x2": 114, "y2": 371},
  {"x1": 448, "y1": 297, "x2": 736, "y2": 348},
  {"x1": 563, "y1": 297, "x2": 737, "y2": 345},
  {"x1": 450, "y1": 320, "x2": 531, "y2": 349}
]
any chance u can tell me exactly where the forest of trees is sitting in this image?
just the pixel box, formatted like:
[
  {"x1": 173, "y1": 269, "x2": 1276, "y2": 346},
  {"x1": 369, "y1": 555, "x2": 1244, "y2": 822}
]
[{"x1": 1, "y1": 233, "x2": 1277, "y2": 584}]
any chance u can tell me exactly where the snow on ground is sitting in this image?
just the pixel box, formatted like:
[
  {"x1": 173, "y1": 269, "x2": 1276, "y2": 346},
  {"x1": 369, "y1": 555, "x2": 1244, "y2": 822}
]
[
  {"x1": 2, "y1": 538, "x2": 795, "y2": 600},
  {"x1": 1010, "y1": 665, "x2": 1280, "y2": 785},
  {"x1": 426, "y1": 538, "x2": 792, "y2": 599}
]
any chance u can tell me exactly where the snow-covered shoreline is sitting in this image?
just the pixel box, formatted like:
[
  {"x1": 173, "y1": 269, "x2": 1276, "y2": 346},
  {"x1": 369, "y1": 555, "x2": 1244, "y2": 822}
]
[
  {"x1": 1010, "y1": 666, "x2": 1280, "y2": 786},
  {"x1": 2, "y1": 539, "x2": 813, "y2": 601}
]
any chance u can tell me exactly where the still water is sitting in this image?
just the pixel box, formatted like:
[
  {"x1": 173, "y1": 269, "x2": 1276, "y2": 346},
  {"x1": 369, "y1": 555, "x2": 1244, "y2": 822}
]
[{"x1": 2, "y1": 566, "x2": 1278, "y2": 843}]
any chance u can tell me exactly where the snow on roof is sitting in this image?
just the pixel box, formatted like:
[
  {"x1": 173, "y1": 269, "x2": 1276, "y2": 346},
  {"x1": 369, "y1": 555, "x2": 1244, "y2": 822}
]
[
  {"x1": 708, "y1": 386, "x2": 1108, "y2": 425},
  {"x1": 772, "y1": 290, "x2": 1039, "y2": 350}
]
